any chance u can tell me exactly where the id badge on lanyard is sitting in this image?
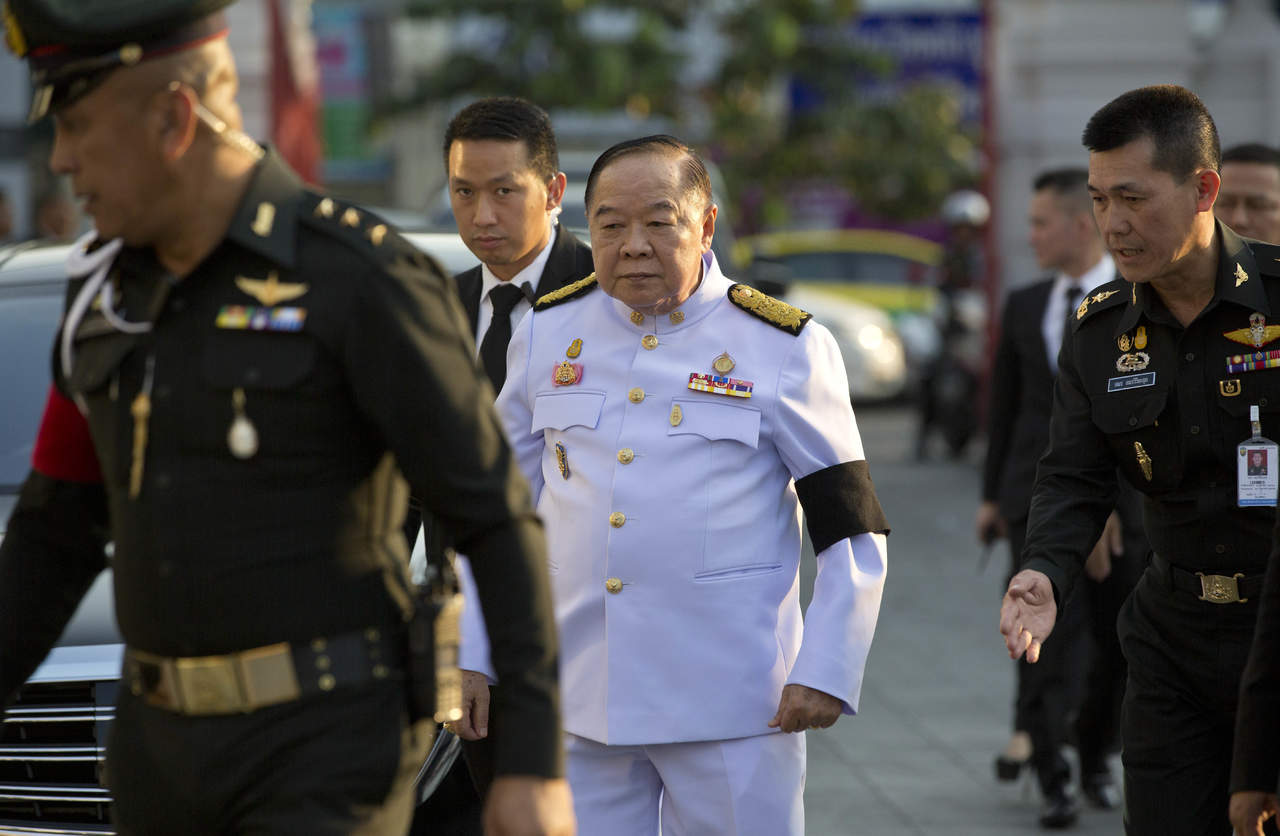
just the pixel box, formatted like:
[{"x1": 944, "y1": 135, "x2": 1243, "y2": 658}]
[{"x1": 1238, "y1": 404, "x2": 1279, "y2": 507}]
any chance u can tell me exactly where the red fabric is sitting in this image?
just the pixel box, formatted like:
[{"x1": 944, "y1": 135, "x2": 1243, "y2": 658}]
[
  {"x1": 31, "y1": 386, "x2": 102, "y2": 483},
  {"x1": 269, "y1": 0, "x2": 323, "y2": 185}
]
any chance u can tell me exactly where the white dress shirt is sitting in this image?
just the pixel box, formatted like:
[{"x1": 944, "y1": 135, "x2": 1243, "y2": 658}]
[
  {"x1": 473, "y1": 220, "x2": 558, "y2": 356},
  {"x1": 1042, "y1": 254, "x2": 1114, "y2": 373}
]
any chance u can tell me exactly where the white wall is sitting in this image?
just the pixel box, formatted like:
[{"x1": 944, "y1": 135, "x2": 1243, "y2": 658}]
[{"x1": 993, "y1": 0, "x2": 1280, "y2": 290}]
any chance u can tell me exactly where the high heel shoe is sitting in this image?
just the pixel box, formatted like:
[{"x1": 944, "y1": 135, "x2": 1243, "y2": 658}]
[
  {"x1": 994, "y1": 753, "x2": 1029, "y2": 781},
  {"x1": 994, "y1": 731, "x2": 1033, "y2": 781}
]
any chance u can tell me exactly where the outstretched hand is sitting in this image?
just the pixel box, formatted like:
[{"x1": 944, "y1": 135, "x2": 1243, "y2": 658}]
[{"x1": 999, "y1": 569, "x2": 1058, "y2": 663}]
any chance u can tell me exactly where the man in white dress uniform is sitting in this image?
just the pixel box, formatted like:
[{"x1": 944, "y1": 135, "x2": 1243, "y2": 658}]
[{"x1": 462, "y1": 135, "x2": 889, "y2": 835}]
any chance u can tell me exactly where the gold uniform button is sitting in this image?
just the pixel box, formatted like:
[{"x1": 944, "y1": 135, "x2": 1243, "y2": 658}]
[
  {"x1": 628, "y1": 387, "x2": 645, "y2": 403},
  {"x1": 641, "y1": 334, "x2": 659, "y2": 350},
  {"x1": 606, "y1": 577, "x2": 623, "y2": 594},
  {"x1": 617, "y1": 448, "x2": 635, "y2": 464},
  {"x1": 630, "y1": 311, "x2": 645, "y2": 326},
  {"x1": 609, "y1": 511, "x2": 626, "y2": 528}
]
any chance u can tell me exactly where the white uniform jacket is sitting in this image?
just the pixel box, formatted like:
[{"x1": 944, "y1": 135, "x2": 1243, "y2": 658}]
[{"x1": 463, "y1": 253, "x2": 888, "y2": 745}]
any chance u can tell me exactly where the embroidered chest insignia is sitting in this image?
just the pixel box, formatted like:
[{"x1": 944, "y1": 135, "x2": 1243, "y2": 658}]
[
  {"x1": 235, "y1": 272, "x2": 309, "y2": 306},
  {"x1": 1224, "y1": 312, "x2": 1280, "y2": 349},
  {"x1": 1116, "y1": 351, "x2": 1151, "y2": 373}
]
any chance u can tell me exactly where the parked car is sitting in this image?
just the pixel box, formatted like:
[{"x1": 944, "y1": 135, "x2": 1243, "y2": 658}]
[
  {"x1": 0, "y1": 230, "x2": 478, "y2": 835},
  {"x1": 783, "y1": 286, "x2": 907, "y2": 403},
  {"x1": 743, "y1": 228, "x2": 948, "y2": 379}
]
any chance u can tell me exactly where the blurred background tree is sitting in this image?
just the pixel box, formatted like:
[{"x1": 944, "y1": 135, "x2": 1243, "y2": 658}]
[{"x1": 388, "y1": 0, "x2": 979, "y2": 229}]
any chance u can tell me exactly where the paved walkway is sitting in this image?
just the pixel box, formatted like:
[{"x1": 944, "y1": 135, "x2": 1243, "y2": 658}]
[{"x1": 801, "y1": 406, "x2": 1123, "y2": 835}]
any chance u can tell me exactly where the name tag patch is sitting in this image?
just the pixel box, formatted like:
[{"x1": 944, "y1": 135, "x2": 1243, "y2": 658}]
[{"x1": 1108, "y1": 372, "x2": 1156, "y2": 392}]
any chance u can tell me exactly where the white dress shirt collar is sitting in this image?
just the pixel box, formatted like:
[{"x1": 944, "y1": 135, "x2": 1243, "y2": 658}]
[{"x1": 479, "y1": 219, "x2": 559, "y2": 303}]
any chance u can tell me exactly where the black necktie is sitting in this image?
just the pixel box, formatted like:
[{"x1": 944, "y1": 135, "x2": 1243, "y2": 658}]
[
  {"x1": 1064, "y1": 284, "x2": 1084, "y2": 321},
  {"x1": 479, "y1": 283, "x2": 526, "y2": 391}
]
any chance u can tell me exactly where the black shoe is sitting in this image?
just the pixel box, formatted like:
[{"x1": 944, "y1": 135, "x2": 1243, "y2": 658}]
[
  {"x1": 994, "y1": 753, "x2": 1028, "y2": 781},
  {"x1": 1081, "y1": 772, "x2": 1120, "y2": 810},
  {"x1": 1039, "y1": 788, "x2": 1080, "y2": 829}
]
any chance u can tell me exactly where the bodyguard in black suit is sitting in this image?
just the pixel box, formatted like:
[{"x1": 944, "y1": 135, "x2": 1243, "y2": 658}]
[
  {"x1": 411, "y1": 98, "x2": 593, "y2": 836},
  {"x1": 981, "y1": 168, "x2": 1144, "y2": 828}
]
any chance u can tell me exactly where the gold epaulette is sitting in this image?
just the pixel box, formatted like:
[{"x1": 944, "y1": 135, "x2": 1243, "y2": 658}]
[
  {"x1": 299, "y1": 193, "x2": 399, "y2": 261},
  {"x1": 727, "y1": 283, "x2": 811, "y2": 335},
  {"x1": 1251, "y1": 241, "x2": 1280, "y2": 277},
  {"x1": 1073, "y1": 282, "x2": 1129, "y2": 325},
  {"x1": 535, "y1": 273, "x2": 598, "y2": 310}
]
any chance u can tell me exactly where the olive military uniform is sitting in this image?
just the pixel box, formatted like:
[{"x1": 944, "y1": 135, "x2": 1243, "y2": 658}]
[
  {"x1": 0, "y1": 147, "x2": 563, "y2": 832},
  {"x1": 1022, "y1": 222, "x2": 1280, "y2": 835}
]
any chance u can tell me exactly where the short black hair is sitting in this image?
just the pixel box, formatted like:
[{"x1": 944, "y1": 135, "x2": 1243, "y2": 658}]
[
  {"x1": 443, "y1": 97, "x2": 559, "y2": 182},
  {"x1": 584, "y1": 135, "x2": 713, "y2": 216},
  {"x1": 1033, "y1": 167, "x2": 1090, "y2": 213},
  {"x1": 1222, "y1": 142, "x2": 1280, "y2": 171},
  {"x1": 1033, "y1": 167, "x2": 1088, "y2": 195},
  {"x1": 1081, "y1": 85, "x2": 1220, "y2": 181}
]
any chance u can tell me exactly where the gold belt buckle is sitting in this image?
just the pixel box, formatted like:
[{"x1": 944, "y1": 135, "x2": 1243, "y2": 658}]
[
  {"x1": 1196, "y1": 572, "x2": 1248, "y2": 604},
  {"x1": 174, "y1": 654, "x2": 245, "y2": 714},
  {"x1": 237, "y1": 642, "x2": 301, "y2": 709}
]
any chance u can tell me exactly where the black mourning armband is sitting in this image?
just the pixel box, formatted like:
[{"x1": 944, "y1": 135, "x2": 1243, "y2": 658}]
[{"x1": 795, "y1": 460, "x2": 889, "y2": 553}]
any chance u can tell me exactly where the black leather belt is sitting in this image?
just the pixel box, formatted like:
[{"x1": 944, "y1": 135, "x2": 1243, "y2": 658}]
[
  {"x1": 125, "y1": 627, "x2": 402, "y2": 715},
  {"x1": 1151, "y1": 554, "x2": 1262, "y2": 604}
]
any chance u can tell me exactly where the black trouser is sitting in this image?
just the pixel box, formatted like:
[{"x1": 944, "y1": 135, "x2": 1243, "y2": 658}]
[
  {"x1": 1010, "y1": 518, "x2": 1141, "y2": 794},
  {"x1": 1010, "y1": 519, "x2": 1087, "y2": 794},
  {"x1": 108, "y1": 680, "x2": 432, "y2": 835},
  {"x1": 408, "y1": 742, "x2": 484, "y2": 835},
  {"x1": 1118, "y1": 563, "x2": 1266, "y2": 836},
  {"x1": 1075, "y1": 544, "x2": 1144, "y2": 777}
]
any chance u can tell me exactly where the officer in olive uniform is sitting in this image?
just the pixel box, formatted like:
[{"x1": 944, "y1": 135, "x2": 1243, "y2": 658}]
[
  {"x1": 0, "y1": 3, "x2": 572, "y2": 834},
  {"x1": 1001, "y1": 85, "x2": 1280, "y2": 836}
]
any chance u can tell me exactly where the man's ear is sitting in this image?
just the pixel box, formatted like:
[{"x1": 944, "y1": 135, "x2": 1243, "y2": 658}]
[
  {"x1": 158, "y1": 83, "x2": 199, "y2": 163},
  {"x1": 701, "y1": 203, "x2": 718, "y2": 252},
  {"x1": 1194, "y1": 168, "x2": 1221, "y2": 213},
  {"x1": 546, "y1": 171, "x2": 567, "y2": 212}
]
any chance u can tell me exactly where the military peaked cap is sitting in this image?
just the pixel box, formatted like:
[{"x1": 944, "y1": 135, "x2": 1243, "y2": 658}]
[{"x1": 3, "y1": 0, "x2": 236, "y2": 122}]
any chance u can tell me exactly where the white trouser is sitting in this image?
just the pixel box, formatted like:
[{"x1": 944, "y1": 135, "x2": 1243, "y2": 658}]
[{"x1": 565, "y1": 731, "x2": 806, "y2": 836}]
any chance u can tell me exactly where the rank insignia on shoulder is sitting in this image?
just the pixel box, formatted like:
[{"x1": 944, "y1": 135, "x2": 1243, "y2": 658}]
[
  {"x1": 216, "y1": 305, "x2": 306, "y2": 332},
  {"x1": 688, "y1": 372, "x2": 752, "y2": 398},
  {"x1": 728, "y1": 284, "x2": 810, "y2": 334},
  {"x1": 1076, "y1": 289, "x2": 1123, "y2": 320},
  {"x1": 553, "y1": 361, "x2": 583, "y2": 386},
  {"x1": 1116, "y1": 351, "x2": 1150, "y2": 373},
  {"x1": 235, "y1": 272, "x2": 309, "y2": 306},
  {"x1": 535, "y1": 274, "x2": 598, "y2": 311},
  {"x1": 1223, "y1": 312, "x2": 1280, "y2": 349}
]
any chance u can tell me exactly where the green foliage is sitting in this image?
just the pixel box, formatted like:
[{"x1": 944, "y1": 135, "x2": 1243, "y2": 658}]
[{"x1": 390, "y1": 0, "x2": 980, "y2": 226}]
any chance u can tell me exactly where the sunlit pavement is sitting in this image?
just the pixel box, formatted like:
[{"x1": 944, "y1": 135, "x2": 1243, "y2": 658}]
[{"x1": 800, "y1": 405, "x2": 1122, "y2": 835}]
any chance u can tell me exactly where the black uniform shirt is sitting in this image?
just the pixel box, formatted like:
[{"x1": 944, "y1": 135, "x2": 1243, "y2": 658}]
[
  {"x1": 1023, "y1": 223, "x2": 1280, "y2": 601},
  {"x1": 41, "y1": 150, "x2": 561, "y2": 776}
]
